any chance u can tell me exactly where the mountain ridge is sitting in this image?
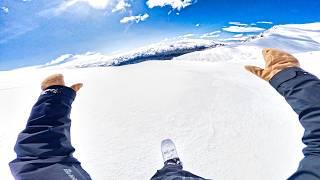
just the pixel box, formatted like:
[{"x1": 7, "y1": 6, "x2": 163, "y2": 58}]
[{"x1": 42, "y1": 22, "x2": 320, "y2": 69}]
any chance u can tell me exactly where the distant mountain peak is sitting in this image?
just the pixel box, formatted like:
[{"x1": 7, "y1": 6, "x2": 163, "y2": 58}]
[
  {"x1": 42, "y1": 22, "x2": 320, "y2": 69},
  {"x1": 43, "y1": 38, "x2": 224, "y2": 68}
]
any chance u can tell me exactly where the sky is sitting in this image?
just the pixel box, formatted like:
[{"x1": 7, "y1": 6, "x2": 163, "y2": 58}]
[{"x1": 0, "y1": 0, "x2": 320, "y2": 70}]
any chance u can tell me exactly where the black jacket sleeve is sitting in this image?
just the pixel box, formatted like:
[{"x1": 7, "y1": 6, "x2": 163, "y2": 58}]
[
  {"x1": 270, "y1": 67, "x2": 320, "y2": 180},
  {"x1": 9, "y1": 85, "x2": 91, "y2": 180}
]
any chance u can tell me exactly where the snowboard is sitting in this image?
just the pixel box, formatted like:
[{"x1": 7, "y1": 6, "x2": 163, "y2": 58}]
[{"x1": 161, "y1": 139, "x2": 180, "y2": 163}]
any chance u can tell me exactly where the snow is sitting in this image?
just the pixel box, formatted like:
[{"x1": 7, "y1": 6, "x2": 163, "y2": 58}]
[
  {"x1": 43, "y1": 23, "x2": 320, "y2": 69},
  {"x1": 246, "y1": 23, "x2": 320, "y2": 53},
  {"x1": 1, "y1": 22, "x2": 320, "y2": 180},
  {"x1": 44, "y1": 38, "x2": 221, "y2": 68}
]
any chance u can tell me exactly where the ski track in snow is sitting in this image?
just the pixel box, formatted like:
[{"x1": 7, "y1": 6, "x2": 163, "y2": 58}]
[{"x1": 0, "y1": 22, "x2": 320, "y2": 180}]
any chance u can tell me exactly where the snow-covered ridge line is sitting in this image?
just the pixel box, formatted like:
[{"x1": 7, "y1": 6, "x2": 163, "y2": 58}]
[
  {"x1": 244, "y1": 22, "x2": 320, "y2": 52},
  {"x1": 43, "y1": 39, "x2": 223, "y2": 68},
  {"x1": 171, "y1": 22, "x2": 320, "y2": 64},
  {"x1": 43, "y1": 22, "x2": 320, "y2": 69}
]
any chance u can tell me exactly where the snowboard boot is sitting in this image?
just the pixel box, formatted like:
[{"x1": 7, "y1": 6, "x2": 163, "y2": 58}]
[{"x1": 161, "y1": 139, "x2": 183, "y2": 168}]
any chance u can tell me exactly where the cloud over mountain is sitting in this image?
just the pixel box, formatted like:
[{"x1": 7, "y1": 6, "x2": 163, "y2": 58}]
[
  {"x1": 112, "y1": 0, "x2": 131, "y2": 12},
  {"x1": 146, "y1": 0, "x2": 196, "y2": 11},
  {"x1": 223, "y1": 26, "x2": 265, "y2": 33},
  {"x1": 120, "y1": 13, "x2": 150, "y2": 24}
]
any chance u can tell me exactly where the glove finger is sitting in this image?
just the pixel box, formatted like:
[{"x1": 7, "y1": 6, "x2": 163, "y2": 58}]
[
  {"x1": 70, "y1": 83, "x2": 83, "y2": 92},
  {"x1": 244, "y1": 65, "x2": 264, "y2": 77}
]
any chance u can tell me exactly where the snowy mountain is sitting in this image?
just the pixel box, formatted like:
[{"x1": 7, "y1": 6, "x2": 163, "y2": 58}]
[
  {"x1": 43, "y1": 38, "x2": 223, "y2": 68},
  {"x1": 246, "y1": 23, "x2": 320, "y2": 52},
  {"x1": 173, "y1": 23, "x2": 320, "y2": 64},
  {"x1": 1, "y1": 22, "x2": 320, "y2": 180},
  {"x1": 42, "y1": 23, "x2": 320, "y2": 69}
]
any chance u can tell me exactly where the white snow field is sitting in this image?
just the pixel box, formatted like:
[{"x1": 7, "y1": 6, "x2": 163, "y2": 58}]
[{"x1": 0, "y1": 23, "x2": 320, "y2": 180}]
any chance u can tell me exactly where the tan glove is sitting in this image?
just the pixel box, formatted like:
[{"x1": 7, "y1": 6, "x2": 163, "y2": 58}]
[
  {"x1": 41, "y1": 74, "x2": 83, "y2": 92},
  {"x1": 245, "y1": 48, "x2": 300, "y2": 81}
]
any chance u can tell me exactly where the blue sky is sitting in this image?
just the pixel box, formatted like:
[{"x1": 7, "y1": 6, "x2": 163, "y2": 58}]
[{"x1": 0, "y1": 0, "x2": 319, "y2": 70}]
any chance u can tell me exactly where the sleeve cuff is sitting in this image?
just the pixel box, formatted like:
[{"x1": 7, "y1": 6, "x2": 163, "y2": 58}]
[
  {"x1": 269, "y1": 67, "x2": 308, "y2": 90},
  {"x1": 41, "y1": 85, "x2": 76, "y2": 101}
]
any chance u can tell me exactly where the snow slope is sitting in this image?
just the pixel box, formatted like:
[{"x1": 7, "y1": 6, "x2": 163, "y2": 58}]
[
  {"x1": 0, "y1": 23, "x2": 320, "y2": 180},
  {"x1": 246, "y1": 23, "x2": 320, "y2": 52},
  {"x1": 174, "y1": 23, "x2": 320, "y2": 63}
]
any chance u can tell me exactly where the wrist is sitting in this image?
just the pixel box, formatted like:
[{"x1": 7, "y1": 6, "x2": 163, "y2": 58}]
[
  {"x1": 41, "y1": 85, "x2": 76, "y2": 101},
  {"x1": 269, "y1": 67, "x2": 306, "y2": 89}
]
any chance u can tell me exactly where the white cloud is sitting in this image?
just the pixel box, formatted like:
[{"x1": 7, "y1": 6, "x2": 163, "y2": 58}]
[
  {"x1": 55, "y1": 0, "x2": 81, "y2": 13},
  {"x1": 1, "y1": 6, "x2": 9, "y2": 14},
  {"x1": 120, "y1": 13, "x2": 149, "y2": 24},
  {"x1": 257, "y1": 21, "x2": 273, "y2": 24},
  {"x1": 146, "y1": 0, "x2": 195, "y2": 11},
  {"x1": 195, "y1": 24, "x2": 200, "y2": 27},
  {"x1": 178, "y1": 31, "x2": 221, "y2": 39},
  {"x1": 52, "y1": 0, "x2": 129, "y2": 14},
  {"x1": 200, "y1": 31, "x2": 221, "y2": 38},
  {"x1": 181, "y1": 34, "x2": 196, "y2": 38},
  {"x1": 112, "y1": 0, "x2": 131, "y2": 12},
  {"x1": 222, "y1": 26, "x2": 265, "y2": 33},
  {"x1": 233, "y1": 33, "x2": 243, "y2": 38},
  {"x1": 37, "y1": 1, "x2": 81, "y2": 17},
  {"x1": 67, "y1": 0, "x2": 111, "y2": 10},
  {"x1": 39, "y1": 0, "x2": 133, "y2": 16},
  {"x1": 229, "y1": 22, "x2": 248, "y2": 26}
]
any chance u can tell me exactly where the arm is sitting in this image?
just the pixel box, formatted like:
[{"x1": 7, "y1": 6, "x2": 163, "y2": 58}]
[
  {"x1": 13, "y1": 85, "x2": 78, "y2": 160},
  {"x1": 245, "y1": 48, "x2": 320, "y2": 180},
  {"x1": 9, "y1": 75, "x2": 91, "y2": 180},
  {"x1": 270, "y1": 67, "x2": 320, "y2": 180}
]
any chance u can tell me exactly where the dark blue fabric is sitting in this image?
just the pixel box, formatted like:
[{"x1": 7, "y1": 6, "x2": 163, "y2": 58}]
[
  {"x1": 9, "y1": 85, "x2": 91, "y2": 180},
  {"x1": 270, "y1": 67, "x2": 320, "y2": 180},
  {"x1": 150, "y1": 164, "x2": 209, "y2": 180}
]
